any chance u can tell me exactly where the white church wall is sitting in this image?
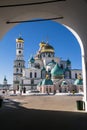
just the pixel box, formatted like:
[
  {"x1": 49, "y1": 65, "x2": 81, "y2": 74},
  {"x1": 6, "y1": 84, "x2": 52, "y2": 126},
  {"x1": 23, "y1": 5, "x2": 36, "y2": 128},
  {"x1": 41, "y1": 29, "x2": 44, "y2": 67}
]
[
  {"x1": 23, "y1": 68, "x2": 41, "y2": 78},
  {"x1": 71, "y1": 69, "x2": 82, "y2": 79},
  {"x1": 23, "y1": 79, "x2": 30, "y2": 84}
]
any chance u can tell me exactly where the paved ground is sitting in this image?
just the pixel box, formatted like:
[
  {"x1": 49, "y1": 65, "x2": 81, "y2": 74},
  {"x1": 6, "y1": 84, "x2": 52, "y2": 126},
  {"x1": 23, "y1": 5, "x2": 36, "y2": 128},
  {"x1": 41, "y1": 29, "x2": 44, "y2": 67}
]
[
  {"x1": 0, "y1": 95, "x2": 87, "y2": 130},
  {"x1": 5, "y1": 94, "x2": 83, "y2": 111}
]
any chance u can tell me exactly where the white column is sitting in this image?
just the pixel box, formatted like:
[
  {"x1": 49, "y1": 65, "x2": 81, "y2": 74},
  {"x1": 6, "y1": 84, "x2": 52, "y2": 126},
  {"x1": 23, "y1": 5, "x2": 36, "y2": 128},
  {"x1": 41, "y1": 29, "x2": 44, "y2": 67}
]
[{"x1": 82, "y1": 55, "x2": 87, "y2": 111}]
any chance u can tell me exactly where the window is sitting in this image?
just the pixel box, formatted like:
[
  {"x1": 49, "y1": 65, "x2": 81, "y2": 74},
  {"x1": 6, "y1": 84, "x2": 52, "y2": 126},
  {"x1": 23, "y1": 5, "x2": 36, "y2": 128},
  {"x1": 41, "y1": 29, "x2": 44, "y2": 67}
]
[
  {"x1": 19, "y1": 43, "x2": 21, "y2": 48},
  {"x1": 46, "y1": 87, "x2": 48, "y2": 92},
  {"x1": 75, "y1": 73, "x2": 77, "y2": 79},
  {"x1": 16, "y1": 68, "x2": 19, "y2": 72},
  {"x1": 30, "y1": 72, "x2": 32, "y2": 78},
  {"x1": 35, "y1": 72, "x2": 37, "y2": 78},
  {"x1": 19, "y1": 51, "x2": 21, "y2": 54},
  {"x1": 43, "y1": 54, "x2": 45, "y2": 57},
  {"x1": 49, "y1": 88, "x2": 51, "y2": 92},
  {"x1": 48, "y1": 53, "x2": 50, "y2": 57},
  {"x1": 31, "y1": 79, "x2": 34, "y2": 84},
  {"x1": 19, "y1": 63, "x2": 20, "y2": 66}
]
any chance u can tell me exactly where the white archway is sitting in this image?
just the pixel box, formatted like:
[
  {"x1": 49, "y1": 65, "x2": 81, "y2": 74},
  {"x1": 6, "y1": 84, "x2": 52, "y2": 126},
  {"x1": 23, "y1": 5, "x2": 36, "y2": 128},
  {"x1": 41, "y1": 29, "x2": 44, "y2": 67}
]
[{"x1": 64, "y1": 25, "x2": 87, "y2": 110}]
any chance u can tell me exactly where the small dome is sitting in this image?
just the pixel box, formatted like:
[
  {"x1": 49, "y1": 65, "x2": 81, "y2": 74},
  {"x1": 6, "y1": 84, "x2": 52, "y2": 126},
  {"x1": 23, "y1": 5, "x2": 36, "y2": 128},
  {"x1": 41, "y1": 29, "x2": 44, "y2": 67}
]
[
  {"x1": 41, "y1": 43, "x2": 54, "y2": 53},
  {"x1": 51, "y1": 63, "x2": 63, "y2": 76},
  {"x1": 67, "y1": 59, "x2": 71, "y2": 65},
  {"x1": 42, "y1": 78, "x2": 53, "y2": 86},
  {"x1": 16, "y1": 37, "x2": 24, "y2": 43},
  {"x1": 74, "y1": 78, "x2": 83, "y2": 85},
  {"x1": 29, "y1": 57, "x2": 35, "y2": 63}
]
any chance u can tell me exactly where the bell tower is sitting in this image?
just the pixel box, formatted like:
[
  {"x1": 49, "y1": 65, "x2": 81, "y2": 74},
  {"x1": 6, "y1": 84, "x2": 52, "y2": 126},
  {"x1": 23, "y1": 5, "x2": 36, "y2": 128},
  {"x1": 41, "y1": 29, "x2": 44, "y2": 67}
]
[{"x1": 13, "y1": 36, "x2": 25, "y2": 92}]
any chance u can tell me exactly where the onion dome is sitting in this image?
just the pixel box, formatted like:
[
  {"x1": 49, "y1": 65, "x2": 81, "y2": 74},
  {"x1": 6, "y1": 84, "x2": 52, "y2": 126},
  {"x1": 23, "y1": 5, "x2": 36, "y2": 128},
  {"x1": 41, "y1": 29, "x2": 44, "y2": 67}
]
[
  {"x1": 51, "y1": 63, "x2": 64, "y2": 78},
  {"x1": 42, "y1": 78, "x2": 53, "y2": 86},
  {"x1": 16, "y1": 37, "x2": 24, "y2": 43},
  {"x1": 41, "y1": 43, "x2": 54, "y2": 53},
  {"x1": 61, "y1": 81, "x2": 67, "y2": 86},
  {"x1": 74, "y1": 78, "x2": 83, "y2": 85},
  {"x1": 47, "y1": 60, "x2": 56, "y2": 66},
  {"x1": 66, "y1": 59, "x2": 71, "y2": 65},
  {"x1": 29, "y1": 57, "x2": 35, "y2": 63}
]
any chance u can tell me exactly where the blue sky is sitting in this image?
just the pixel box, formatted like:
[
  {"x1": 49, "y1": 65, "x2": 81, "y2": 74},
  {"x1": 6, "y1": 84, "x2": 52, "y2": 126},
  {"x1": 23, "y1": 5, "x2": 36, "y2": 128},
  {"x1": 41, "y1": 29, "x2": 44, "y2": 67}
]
[{"x1": 0, "y1": 20, "x2": 82, "y2": 84}]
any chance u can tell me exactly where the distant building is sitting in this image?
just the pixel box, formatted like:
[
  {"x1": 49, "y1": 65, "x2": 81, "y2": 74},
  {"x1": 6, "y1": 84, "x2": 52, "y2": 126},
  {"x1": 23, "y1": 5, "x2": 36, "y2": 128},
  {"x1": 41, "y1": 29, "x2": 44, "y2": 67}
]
[
  {"x1": 13, "y1": 36, "x2": 83, "y2": 93},
  {"x1": 0, "y1": 76, "x2": 11, "y2": 90}
]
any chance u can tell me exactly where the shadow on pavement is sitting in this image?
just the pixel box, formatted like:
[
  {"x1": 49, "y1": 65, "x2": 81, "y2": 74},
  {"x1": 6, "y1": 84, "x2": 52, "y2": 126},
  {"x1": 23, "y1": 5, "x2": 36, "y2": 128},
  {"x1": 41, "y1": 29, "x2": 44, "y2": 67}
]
[{"x1": 0, "y1": 98, "x2": 87, "y2": 130}]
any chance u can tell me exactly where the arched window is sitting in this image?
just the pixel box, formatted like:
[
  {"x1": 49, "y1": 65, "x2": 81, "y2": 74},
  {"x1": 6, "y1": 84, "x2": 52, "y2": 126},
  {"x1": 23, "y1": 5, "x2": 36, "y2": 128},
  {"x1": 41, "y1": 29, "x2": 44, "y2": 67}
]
[
  {"x1": 43, "y1": 54, "x2": 45, "y2": 57},
  {"x1": 30, "y1": 72, "x2": 32, "y2": 78},
  {"x1": 49, "y1": 88, "x2": 51, "y2": 92},
  {"x1": 75, "y1": 73, "x2": 77, "y2": 79},
  {"x1": 19, "y1": 43, "x2": 21, "y2": 48},
  {"x1": 48, "y1": 53, "x2": 51, "y2": 57},
  {"x1": 16, "y1": 68, "x2": 19, "y2": 72},
  {"x1": 34, "y1": 72, "x2": 37, "y2": 78},
  {"x1": 19, "y1": 63, "x2": 20, "y2": 66}
]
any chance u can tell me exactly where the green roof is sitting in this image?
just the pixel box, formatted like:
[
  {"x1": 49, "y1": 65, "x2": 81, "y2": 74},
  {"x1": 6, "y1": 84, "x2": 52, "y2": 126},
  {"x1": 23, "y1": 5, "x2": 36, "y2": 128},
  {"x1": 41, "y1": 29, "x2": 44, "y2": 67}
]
[
  {"x1": 42, "y1": 78, "x2": 53, "y2": 86},
  {"x1": 18, "y1": 37, "x2": 24, "y2": 40},
  {"x1": 51, "y1": 63, "x2": 63, "y2": 76},
  {"x1": 37, "y1": 81, "x2": 42, "y2": 86},
  {"x1": 29, "y1": 57, "x2": 35, "y2": 63},
  {"x1": 74, "y1": 78, "x2": 83, "y2": 85},
  {"x1": 41, "y1": 66, "x2": 46, "y2": 71},
  {"x1": 67, "y1": 59, "x2": 71, "y2": 65}
]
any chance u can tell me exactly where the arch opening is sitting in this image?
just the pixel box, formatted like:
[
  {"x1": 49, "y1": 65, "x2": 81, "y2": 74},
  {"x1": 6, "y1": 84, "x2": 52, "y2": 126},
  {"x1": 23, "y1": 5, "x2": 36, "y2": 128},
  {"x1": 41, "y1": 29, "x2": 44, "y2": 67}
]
[{"x1": 0, "y1": 17, "x2": 85, "y2": 110}]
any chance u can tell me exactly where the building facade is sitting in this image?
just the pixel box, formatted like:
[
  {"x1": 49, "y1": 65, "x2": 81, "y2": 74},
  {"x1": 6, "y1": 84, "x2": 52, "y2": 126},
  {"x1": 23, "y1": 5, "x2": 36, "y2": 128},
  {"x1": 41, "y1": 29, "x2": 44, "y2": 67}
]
[{"x1": 13, "y1": 36, "x2": 82, "y2": 93}]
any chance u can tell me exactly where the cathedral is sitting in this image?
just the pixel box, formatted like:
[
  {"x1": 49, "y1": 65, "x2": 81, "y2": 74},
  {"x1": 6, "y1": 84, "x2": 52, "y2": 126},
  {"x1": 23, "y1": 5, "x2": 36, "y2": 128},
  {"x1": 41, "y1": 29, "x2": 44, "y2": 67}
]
[{"x1": 13, "y1": 36, "x2": 83, "y2": 94}]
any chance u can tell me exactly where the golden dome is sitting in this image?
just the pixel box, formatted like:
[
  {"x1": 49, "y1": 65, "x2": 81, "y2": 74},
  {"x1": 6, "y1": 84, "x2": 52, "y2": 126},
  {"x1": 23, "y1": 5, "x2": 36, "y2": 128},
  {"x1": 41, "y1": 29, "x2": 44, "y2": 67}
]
[
  {"x1": 41, "y1": 43, "x2": 54, "y2": 53},
  {"x1": 16, "y1": 37, "x2": 24, "y2": 43}
]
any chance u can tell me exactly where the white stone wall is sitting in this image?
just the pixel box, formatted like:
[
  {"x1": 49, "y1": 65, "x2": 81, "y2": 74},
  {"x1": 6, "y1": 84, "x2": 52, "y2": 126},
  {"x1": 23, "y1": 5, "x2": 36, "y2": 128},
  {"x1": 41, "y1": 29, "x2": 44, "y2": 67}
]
[
  {"x1": 60, "y1": 60, "x2": 67, "y2": 69},
  {"x1": 42, "y1": 57, "x2": 59, "y2": 66},
  {"x1": 23, "y1": 68, "x2": 41, "y2": 78},
  {"x1": 71, "y1": 69, "x2": 82, "y2": 79},
  {"x1": 34, "y1": 59, "x2": 43, "y2": 67},
  {"x1": 54, "y1": 57, "x2": 60, "y2": 64}
]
